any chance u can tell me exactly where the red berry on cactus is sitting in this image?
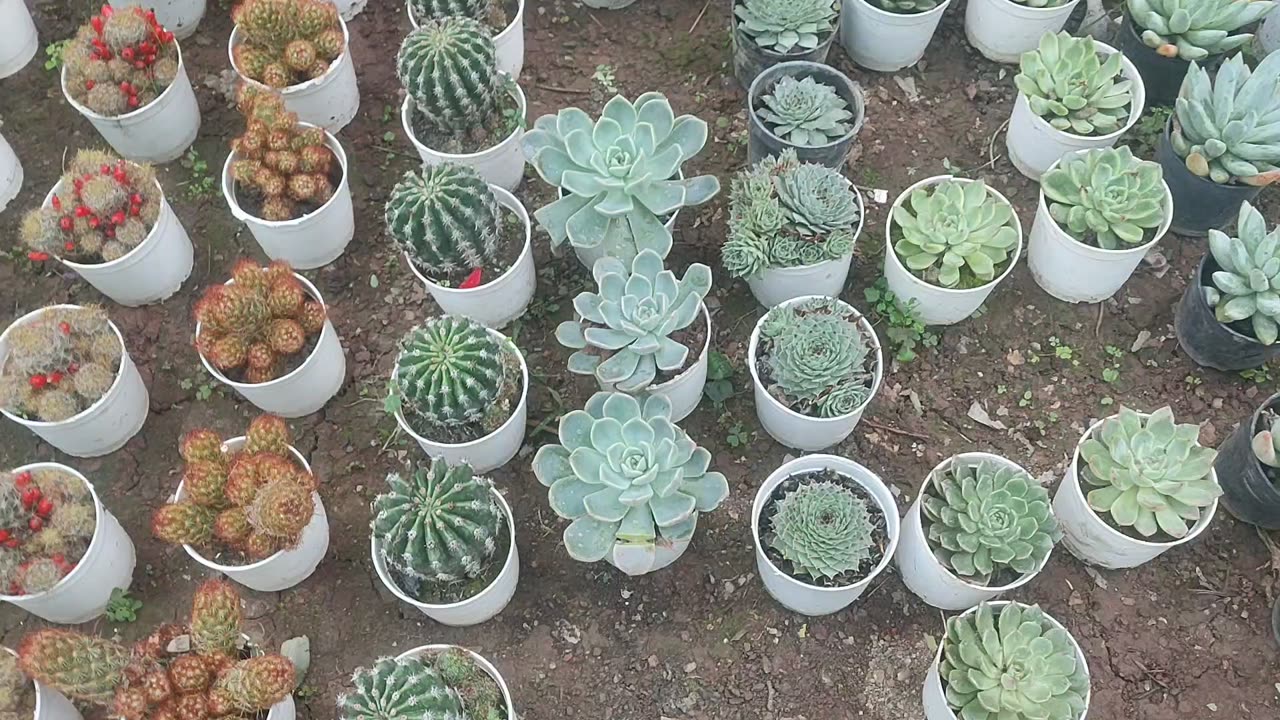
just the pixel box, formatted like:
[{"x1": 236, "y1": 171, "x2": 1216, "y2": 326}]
[
  {"x1": 47, "y1": 372, "x2": 63, "y2": 386},
  {"x1": 14, "y1": 472, "x2": 31, "y2": 487},
  {"x1": 28, "y1": 517, "x2": 42, "y2": 531},
  {"x1": 29, "y1": 375, "x2": 46, "y2": 390},
  {"x1": 59, "y1": 217, "x2": 73, "y2": 232}
]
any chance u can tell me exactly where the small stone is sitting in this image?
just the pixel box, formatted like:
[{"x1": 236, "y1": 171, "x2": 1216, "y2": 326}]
[{"x1": 683, "y1": 662, "x2": 697, "y2": 674}]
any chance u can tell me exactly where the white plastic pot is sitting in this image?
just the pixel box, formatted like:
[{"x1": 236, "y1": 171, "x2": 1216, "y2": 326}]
[
  {"x1": 0, "y1": 307, "x2": 148, "y2": 458},
  {"x1": 59, "y1": 43, "x2": 200, "y2": 164},
  {"x1": 2, "y1": 647, "x2": 83, "y2": 720},
  {"x1": 582, "y1": 0, "x2": 635, "y2": 7},
  {"x1": 1028, "y1": 153, "x2": 1173, "y2": 303},
  {"x1": 964, "y1": 0, "x2": 1081, "y2": 63},
  {"x1": 896, "y1": 453, "x2": 1051, "y2": 611},
  {"x1": 332, "y1": 0, "x2": 366, "y2": 20},
  {"x1": 402, "y1": 80, "x2": 527, "y2": 192},
  {"x1": 748, "y1": 295, "x2": 883, "y2": 451},
  {"x1": 0, "y1": 463, "x2": 135, "y2": 624},
  {"x1": 753, "y1": 454, "x2": 900, "y2": 615},
  {"x1": 266, "y1": 695, "x2": 295, "y2": 720},
  {"x1": 42, "y1": 179, "x2": 193, "y2": 306},
  {"x1": 221, "y1": 126, "x2": 354, "y2": 270},
  {"x1": 407, "y1": 0, "x2": 525, "y2": 79},
  {"x1": 392, "y1": 329, "x2": 528, "y2": 474},
  {"x1": 883, "y1": 176, "x2": 1024, "y2": 326},
  {"x1": 840, "y1": 0, "x2": 952, "y2": 72},
  {"x1": 371, "y1": 487, "x2": 518, "y2": 626},
  {"x1": 394, "y1": 645, "x2": 516, "y2": 719},
  {"x1": 1006, "y1": 42, "x2": 1145, "y2": 180},
  {"x1": 595, "y1": 303, "x2": 709, "y2": 424},
  {"x1": 0, "y1": 130, "x2": 21, "y2": 215},
  {"x1": 404, "y1": 185, "x2": 535, "y2": 328},
  {"x1": 228, "y1": 20, "x2": 359, "y2": 133},
  {"x1": 196, "y1": 273, "x2": 346, "y2": 418},
  {"x1": 0, "y1": 0, "x2": 37, "y2": 79},
  {"x1": 747, "y1": 255, "x2": 854, "y2": 308},
  {"x1": 921, "y1": 601, "x2": 1090, "y2": 720},
  {"x1": 110, "y1": 0, "x2": 205, "y2": 39},
  {"x1": 1053, "y1": 414, "x2": 1219, "y2": 569}
]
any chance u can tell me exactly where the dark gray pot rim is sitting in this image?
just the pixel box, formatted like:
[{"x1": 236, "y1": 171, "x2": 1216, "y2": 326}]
[{"x1": 1193, "y1": 253, "x2": 1273, "y2": 348}]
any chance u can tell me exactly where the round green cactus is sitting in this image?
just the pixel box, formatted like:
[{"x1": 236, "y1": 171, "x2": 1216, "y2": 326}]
[
  {"x1": 1041, "y1": 146, "x2": 1167, "y2": 250},
  {"x1": 768, "y1": 478, "x2": 874, "y2": 581},
  {"x1": 338, "y1": 656, "x2": 466, "y2": 720},
  {"x1": 397, "y1": 17, "x2": 499, "y2": 134},
  {"x1": 408, "y1": 0, "x2": 490, "y2": 22},
  {"x1": 394, "y1": 316, "x2": 506, "y2": 428},
  {"x1": 759, "y1": 297, "x2": 874, "y2": 418},
  {"x1": 891, "y1": 179, "x2": 1019, "y2": 289},
  {"x1": 386, "y1": 163, "x2": 501, "y2": 280}
]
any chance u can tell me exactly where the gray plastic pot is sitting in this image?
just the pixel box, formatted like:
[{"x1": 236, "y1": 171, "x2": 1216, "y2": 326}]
[
  {"x1": 1214, "y1": 393, "x2": 1280, "y2": 529},
  {"x1": 747, "y1": 61, "x2": 865, "y2": 169},
  {"x1": 731, "y1": 13, "x2": 838, "y2": 90},
  {"x1": 1175, "y1": 254, "x2": 1280, "y2": 372}
]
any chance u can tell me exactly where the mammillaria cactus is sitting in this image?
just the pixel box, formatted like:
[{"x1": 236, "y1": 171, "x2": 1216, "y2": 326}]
[
  {"x1": 523, "y1": 93, "x2": 721, "y2": 263},
  {"x1": 1127, "y1": 0, "x2": 1274, "y2": 60},
  {"x1": 62, "y1": 5, "x2": 179, "y2": 117},
  {"x1": 733, "y1": 0, "x2": 839, "y2": 54},
  {"x1": 892, "y1": 179, "x2": 1020, "y2": 289},
  {"x1": 940, "y1": 603, "x2": 1089, "y2": 720},
  {"x1": 190, "y1": 579, "x2": 242, "y2": 656},
  {"x1": 21, "y1": 150, "x2": 163, "y2": 264},
  {"x1": 229, "y1": 87, "x2": 337, "y2": 222},
  {"x1": 231, "y1": 0, "x2": 344, "y2": 88},
  {"x1": 194, "y1": 260, "x2": 327, "y2": 383},
  {"x1": 0, "y1": 467, "x2": 96, "y2": 597},
  {"x1": 1203, "y1": 202, "x2": 1280, "y2": 345},
  {"x1": 556, "y1": 250, "x2": 712, "y2": 393},
  {"x1": 870, "y1": 0, "x2": 941, "y2": 12},
  {"x1": 1041, "y1": 146, "x2": 1168, "y2": 250},
  {"x1": 339, "y1": 651, "x2": 505, "y2": 720},
  {"x1": 755, "y1": 76, "x2": 853, "y2": 147},
  {"x1": 758, "y1": 297, "x2": 875, "y2": 418},
  {"x1": 0, "y1": 652, "x2": 34, "y2": 719},
  {"x1": 0, "y1": 306, "x2": 122, "y2": 423},
  {"x1": 1080, "y1": 406, "x2": 1221, "y2": 538},
  {"x1": 766, "y1": 478, "x2": 874, "y2": 582},
  {"x1": 386, "y1": 163, "x2": 502, "y2": 285},
  {"x1": 1173, "y1": 52, "x2": 1280, "y2": 186},
  {"x1": 923, "y1": 458, "x2": 1060, "y2": 584},
  {"x1": 532, "y1": 392, "x2": 729, "y2": 573},
  {"x1": 1014, "y1": 32, "x2": 1134, "y2": 137}
]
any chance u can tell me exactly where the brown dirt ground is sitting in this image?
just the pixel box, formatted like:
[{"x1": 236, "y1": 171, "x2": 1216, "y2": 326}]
[{"x1": 2, "y1": 1, "x2": 1279, "y2": 719}]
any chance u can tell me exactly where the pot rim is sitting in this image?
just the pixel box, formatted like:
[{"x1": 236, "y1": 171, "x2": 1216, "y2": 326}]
[
  {"x1": 731, "y1": 10, "x2": 840, "y2": 60},
  {"x1": 228, "y1": 17, "x2": 350, "y2": 96},
  {"x1": 403, "y1": 184, "x2": 531, "y2": 294},
  {"x1": 1017, "y1": 40, "x2": 1146, "y2": 144},
  {"x1": 0, "y1": 462, "x2": 104, "y2": 601},
  {"x1": 43, "y1": 175, "x2": 168, "y2": 270},
  {"x1": 407, "y1": 0, "x2": 525, "y2": 43},
  {"x1": 746, "y1": 60, "x2": 866, "y2": 153},
  {"x1": 221, "y1": 124, "x2": 349, "y2": 227},
  {"x1": 1192, "y1": 253, "x2": 1273, "y2": 348},
  {"x1": 986, "y1": 0, "x2": 1081, "y2": 13},
  {"x1": 401, "y1": 77, "x2": 526, "y2": 161},
  {"x1": 1037, "y1": 149, "x2": 1174, "y2": 256},
  {"x1": 60, "y1": 40, "x2": 187, "y2": 122},
  {"x1": 853, "y1": 0, "x2": 953, "y2": 19}
]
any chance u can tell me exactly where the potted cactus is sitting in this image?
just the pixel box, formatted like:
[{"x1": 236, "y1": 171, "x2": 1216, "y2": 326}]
[
  {"x1": 964, "y1": 0, "x2": 1081, "y2": 63},
  {"x1": 1028, "y1": 146, "x2": 1173, "y2": 303},
  {"x1": 370, "y1": 459, "x2": 518, "y2": 626},
  {"x1": 1053, "y1": 406, "x2": 1221, "y2": 569},
  {"x1": 723, "y1": 150, "x2": 864, "y2": 307},
  {"x1": 555, "y1": 250, "x2": 712, "y2": 423},
  {"x1": 896, "y1": 453, "x2": 1060, "y2": 611},
  {"x1": 840, "y1": 0, "x2": 953, "y2": 73},
  {"x1": 397, "y1": 17, "x2": 526, "y2": 191},
  {"x1": 386, "y1": 315, "x2": 528, "y2": 473},
  {"x1": 221, "y1": 88, "x2": 354, "y2": 269},
  {"x1": 1006, "y1": 32, "x2": 1143, "y2": 180},
  {"x1": 747, "y1": 296, "x2": 882, "y2": 451},
  {"x1": 532, "y1": 391, "x2": 730, "y2": 576},
  {"x1": 0, "y1": 645, "x2": 82, "y2": 720},
  {"x1": 1214, "y1": 392, "x2": 1280, "y2": 529},
  {"x1": 0, "y1": 0, "x2": 37, "y2": 79},
  {"x1": 339, "y1": 646, "x2": 514, "y2": 720},
  {"x1": 194, "y1": 260, "x2": 346, "y2": 417},
  {"x1": 59, "y1": 5, "x2": 200, "y2": 163},
  {"x1": 406, "y1": 0, "x2": 526, "y2": 79},
  {"x1": 386, "y1": 162, "x2": 535, "y2": 328},
  {"x1": 1157, "y1": 52, "x2": 1280, "y2": 236},
  {"x1": 151, "y1": 415, "x2": 328, "y2": 592},
  {"x1": 23, "y1": 149, "x2": 194, "y2": 306},
  {"x1": 751, "y1": 454, "x2": 899, "y2": 616},
  {"x1": 0, "y1": 305, "x2": 148, "y2": 457},
  {"x1": 883, "y1": 176, "x2": 1023, "y2": 325},
  {"x1": 730, "y1": 0, "x2": 841, "y2": 88},
  {"x1": 18, "y1": 580, "x2": 298, "y2": 720},
  {"x1": 746, "y1": 62, "x2": 864, "y2": 169},
  {"x1": 922, "y1": 602, "x2": 1090, "y2": 720}
]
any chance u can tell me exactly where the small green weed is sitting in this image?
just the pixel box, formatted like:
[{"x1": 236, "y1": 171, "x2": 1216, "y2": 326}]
[
  {"x1": 592, "y1": 64, "x2": 618, "y2": 94},
  {"x1": 864, "y1": 279, "x2": 938, "y2": 363},
  {"x1": 105, "y1": 588, "x2": 143, "y2": 623},
  {"x1": 703, "y1": 350, "x2": 736, "y2": 408},
  {"x1": 43, "y1": 40, "x2": 69, "y2": 71},
  {"x1": 179, "y1": 148, "x2": 218, "y2": 200}
]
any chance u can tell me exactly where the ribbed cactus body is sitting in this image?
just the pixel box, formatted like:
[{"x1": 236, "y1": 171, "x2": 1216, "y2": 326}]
[
  {"x1": 395, "y1": 316, "x2": 505, "y2": 427},
  {"x1": 17, "y1": 631, "x2": 129, "y2": 706},
  {"x1": 386, "y1": 164, "x2": 501, "y2": 278},
  {"x1": 397, "y1": 18, "x2": 499, "y2": 133},
  {"x1": 409, "y1": 0, "x2": 491, "y2": 21},
  {"x1": 338, "y1": 656, "x2": 466, "y2": 720}
]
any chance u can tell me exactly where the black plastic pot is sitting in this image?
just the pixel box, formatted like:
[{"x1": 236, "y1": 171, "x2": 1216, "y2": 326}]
[
  {"x1": 1215, "y1": 393, "x2": 1280, "y2": 529},
  {"x1": 1117, "y1": 12, "x2": 1191, "y2": 107},
  {"x1": 746, "y1": 61, "x2": 866, "y2": 170},
  {"x1": 731, "y1": 12, "x2": 838, "y2": 90},
  {"x1": 1175, "y1": 254, "x2": 1280, "y2": 371},
  {"x1": 1157, "y1": 117, "x2": 1264, "y2": 237}
]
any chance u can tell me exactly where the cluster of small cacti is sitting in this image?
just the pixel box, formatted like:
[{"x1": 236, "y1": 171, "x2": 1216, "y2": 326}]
[
  {"x1": 230, "y1": 87, "x2": 337, "y2": 221},
  {"x1": 0, "y1": 467, "x2": 96, "y2": 597},
  {"x1": 21, "y1": 149, "x2": 162, "y2": 264},
  {"x1": 151, "y1": 415, "x2": 318, "y2": 561},
  {"x1": 231, "y1": 0, "x2": 344, "y2": 89},
  {"x1": 17, "y1": 579, "x2": 295, "y2": 720},
  {"x1": 339, "y1": 649, "x2": 505, "y2": 720},
  {"x1": 63, "y1": 4, "x2": 179, "y2": 117},
  {"x1": 194, "y1": 260, "x2": 327, "y2": 383},
  {"x1": 0, "y1": 652, "x2": 34, "y2": 720},
  {"x1": 0, "y1": 306, "x2": 122, "y2": 423}
]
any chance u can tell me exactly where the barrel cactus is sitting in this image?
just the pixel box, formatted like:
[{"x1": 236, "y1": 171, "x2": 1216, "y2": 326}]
[
  {"x1": 408, "y1": 0, "x2": 490, "y2": 22},
  {"x1": 1127, "y1": 0, "x2": 1274, "y2": 60},
  {"x1": 758, "y1": 297, "x2": 875, "y2": 418},
  {"x1": 1014, "y1": 32, "x2": 1134, "y2": 137},
  {"x1": 1173, "y1": 52, "x2": 1280, "y2": 186},
  {"x1": 755, "y1": 76, "x2": 854, "y2": 147},
  {"x1": 891, "y1": 179, "x2": 1019, "y2": 289},
  {"x1": 766, "y1": 477, "x2": 874, "y2": 582},
  {"x1": 397, "y1": 17, "x2": 500, "y2": 135},
  {"x1": 1041, "y1": 146, "x2": 1168, "y2": 250},
  {"x1": 340, "y1": 652, "x2": 504, "y2": 720},
  {"x1": 1203, "y1": 201, "x2": 1280, "y2": 345},
  {"x1": 733, "y1": 0, "x2": 839, "y2": 54},
  {"x1": 386, "y1": 163, "x2": 501, "y2": 283},
  {"x1": 392, "y1": 315, "x2": 507, "y2": 429}
]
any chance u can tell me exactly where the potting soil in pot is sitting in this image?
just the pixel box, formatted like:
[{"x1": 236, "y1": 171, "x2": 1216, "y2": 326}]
[
  {"x1": 402, "y1": 344, "x2": 524, "y2": 444},
  {"x1": 413, "y1": 206, "x2": 525, "y2": 288},
  {"x1": 409, "y1": 90, "x2": 522, "y2": 155}
]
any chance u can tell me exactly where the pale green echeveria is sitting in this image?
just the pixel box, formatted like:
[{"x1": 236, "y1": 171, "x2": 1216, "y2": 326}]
[
  {"x1": 941, "y1": 603, "x2": 1089, "y2": 720},
  {"x1": 1252, "y1": 411, "x2": 1280, "y2": 468},
  {"x1": 1204, "y1": 201, "x2": 1280, "y2": 345},
  {"x1": 556, "y1": 250, "x2": 712, "y2": 393},
  {"x1": 892, "y1": 179, "x2": 1019, "y2": 289},
  {"x1": 1014, "y1": 32, "x2": 1133, "y2": 137},
  {"x1": 531, "y1": 392, "x2": 729, "y2": 575},
  {"x1": 768, "y1": 480, "x2": 873, "y2": 582},
  {"x1": 734, "y1": 0, "x2": 839, "y2": 54},
  {"x1": 1128, "y1": 0, "x2": 1274, "y2": 60},
  {"x1": 760, "y1": 297, "x2": 875, "y2": 418},
  {"x1": 1173, "y1": 52, "x2": 1280, "y2": 186},
  {"x1": 756, "y1": 76, "x2": 853, "y2": 147},
  {"x1": 1080, "y1": 406, "x2": 1221, "y2": 538},
  {"x1": 522, "y1": 93, "x2": 721, "y2": 264},
  {"x1": 872, "y1": 0, "x2": 941, "y2": 13},
  {"x1": 1041, "y1": 146, "x2": 1167, "y2": 250}
]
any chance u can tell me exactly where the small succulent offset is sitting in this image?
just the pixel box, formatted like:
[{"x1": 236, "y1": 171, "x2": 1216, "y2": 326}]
[
  {"x1": 232, "y1": 0, "x2": 344, "y2": 88},
  {"x1": 1252, "y1": 410, "x2": 1280, "y2": 469},
  {"x1": 0, "y1": 306, "x2": 121, "y2": 423},
  {"x1": 230, "y1": 87, "x2": 337, "y2": 222},
  {"x1": 1014, "y1": 32, "x2": 1133, "y2": 137},
  {"x1": 767, "y1": 478, "x2": 874, "y2": 582},
  {"x1": 755, "y1": 76, "x2": 853, "y2": 147},
  {"x1": 339, "y1": 650, "x2": 505, "y2": 720},
  {"x1": 870, "y1": 0, "x2": 942, "y2": 13},
  {"x1": 557, "y1": 250, "x2": 711, "y2": 393},
  {"x1": 892, "y1": 179, "x2": 1019, "y2": 289},
  {"x1": 1080, "y1": 406, "x2": 1221, "y2": 538},
  {"x1": 923, "y1": 458, "x2": 1059, "y2": 585},
  {"x1": 0, "y1": 652, "x2": 34, "y2": 719},
  {"x1": 391, "y1": 316, "x2": 512, "y2": 439},
  {"x1": 386, "y1": 163, "x2": 501, "y2": 285},
  {"x1": 1203, "y1": 201, "x2": 1280, "y2": 345},
  {"x1": 62, "y1": 5, "x2": 178, "y2": 117},
  {"x1": 398, "y1": 17, "x2": 507, "y2": 140},
  {"x1": 1041, "y1": 146, "x2": 1167, "y2": 250},
  {"x1": 759, "y1": 297, "x2": 875, "y2": 418},
  {"x1": 940, "y1": 603, "x2": 1089, "y2": 720},
  {"x1": 0, "y1": 467, "x2": 97, "y2": 597},
  {"x1": 1127, "y1": 0, "x2": 1274, "y2": 60},
  {"x1": 733, "y1": 0, "x2": 839, "y2": 54},
  {"x1": 532, "y1": 392, "x2": 729, "y2": 574},
  {"x1": 1173, "y1": 52, "x2": 1280, "y2": 186},
  {"x1": 523, "y1": 93, "x2": 721, "y2": 263}
]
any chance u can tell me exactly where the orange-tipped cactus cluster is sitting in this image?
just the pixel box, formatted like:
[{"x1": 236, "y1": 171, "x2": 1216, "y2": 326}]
[
  {"x1": 230, "y1": 88, "x2": 337, "y2": 221},
  {"x1": 231, "y1": 0, "x2": 344, "y2": 89},
  {"x1": 63, "y1": 5, "x2": 179, "y2": 117},
  {"x1": 194, "y1": 260, "x2": 327, "y2": 383}
]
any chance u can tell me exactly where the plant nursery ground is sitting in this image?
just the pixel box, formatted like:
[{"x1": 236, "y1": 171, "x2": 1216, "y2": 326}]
[{"x1": 2, "y1": 1, "x2": 1280, "y2": 719}]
